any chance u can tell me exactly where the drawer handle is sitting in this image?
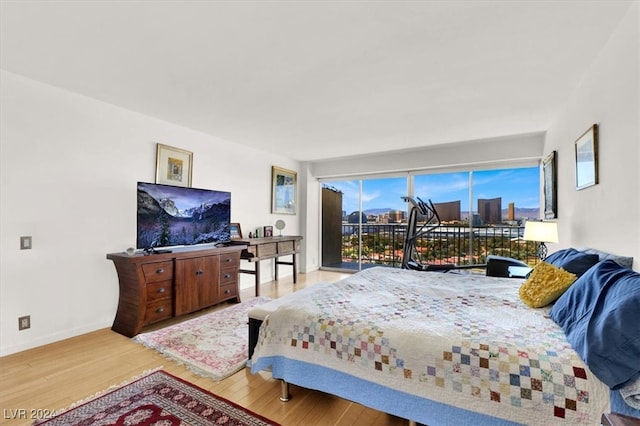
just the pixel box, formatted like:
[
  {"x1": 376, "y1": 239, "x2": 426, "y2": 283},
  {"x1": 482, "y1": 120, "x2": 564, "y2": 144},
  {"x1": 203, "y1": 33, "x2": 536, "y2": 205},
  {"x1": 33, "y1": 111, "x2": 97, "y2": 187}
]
[
  {"x1": 224, "y1": 273, "x2": 231, "y2": 279},
  {"x1": 196, "y1": 270, "x2": 203, "y2": 276},
  {"x1": 224, "y1": 289, "x2": 231, "y2": 294},
  {"x1": 157, "y1": 288, "x2": 165, "y2": 293},
  {"x1": 156, "y1": 307, "x2": 164, "y2": 313},
  {"x1": 225, "y1": 257, "x2": 232, "y2": 262},
  {"x1": 156, "y1": 268, "x2": 164, "y2": 274}
]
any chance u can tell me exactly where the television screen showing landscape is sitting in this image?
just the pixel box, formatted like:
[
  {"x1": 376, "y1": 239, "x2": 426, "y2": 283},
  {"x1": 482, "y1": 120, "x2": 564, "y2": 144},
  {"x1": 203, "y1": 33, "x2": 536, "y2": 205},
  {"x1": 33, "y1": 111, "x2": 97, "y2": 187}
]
[{"x1": 136, "y1": 182, "x2": 231, "y2": 249}]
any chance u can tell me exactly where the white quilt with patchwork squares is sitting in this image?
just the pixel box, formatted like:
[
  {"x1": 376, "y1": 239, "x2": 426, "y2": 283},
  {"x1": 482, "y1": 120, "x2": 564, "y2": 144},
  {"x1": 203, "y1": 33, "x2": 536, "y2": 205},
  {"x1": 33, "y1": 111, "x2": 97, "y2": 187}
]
[{"x1": 252, "y1": 267, "x2": 610, "y2": 425}]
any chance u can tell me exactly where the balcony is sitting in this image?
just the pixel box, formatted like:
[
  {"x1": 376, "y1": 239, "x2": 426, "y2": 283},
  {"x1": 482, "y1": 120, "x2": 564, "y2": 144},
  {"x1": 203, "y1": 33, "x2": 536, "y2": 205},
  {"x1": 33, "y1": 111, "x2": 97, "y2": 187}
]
[{"x1": 322, "y1": 223, "x2": 540, "y2": 271}]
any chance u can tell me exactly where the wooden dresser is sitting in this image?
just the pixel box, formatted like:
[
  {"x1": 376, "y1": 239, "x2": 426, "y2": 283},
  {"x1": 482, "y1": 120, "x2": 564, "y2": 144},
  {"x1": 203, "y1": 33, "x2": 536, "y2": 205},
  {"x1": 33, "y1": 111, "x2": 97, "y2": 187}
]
[{"x1": 106, "y1": 245, "x2": 245, "y2": 337}]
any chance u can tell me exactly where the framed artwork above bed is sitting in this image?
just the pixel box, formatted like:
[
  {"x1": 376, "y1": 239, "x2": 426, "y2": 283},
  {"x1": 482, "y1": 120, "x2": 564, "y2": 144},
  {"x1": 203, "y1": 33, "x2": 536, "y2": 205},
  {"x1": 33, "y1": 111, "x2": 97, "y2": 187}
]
[
  {"x1": 575, "y1": 124, "x2": 599, "y2": 190},
  {"x1": 543, "y1": 150, "x2": 557, "y2": 219}
]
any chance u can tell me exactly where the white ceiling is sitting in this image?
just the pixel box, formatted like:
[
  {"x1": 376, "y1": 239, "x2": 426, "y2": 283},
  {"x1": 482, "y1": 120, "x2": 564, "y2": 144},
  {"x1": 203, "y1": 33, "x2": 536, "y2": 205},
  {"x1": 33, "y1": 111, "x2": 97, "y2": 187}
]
[{"x1": 0, "y1": 1, "x2": 633, "y2": 162}]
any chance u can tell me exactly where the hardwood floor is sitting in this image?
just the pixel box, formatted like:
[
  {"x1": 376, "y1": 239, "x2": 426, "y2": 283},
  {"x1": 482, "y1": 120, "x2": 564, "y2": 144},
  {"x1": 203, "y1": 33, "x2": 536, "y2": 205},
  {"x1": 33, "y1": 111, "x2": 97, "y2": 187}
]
[{"x1": 0, "y1": 270, "x2": 408, "y2": 425}]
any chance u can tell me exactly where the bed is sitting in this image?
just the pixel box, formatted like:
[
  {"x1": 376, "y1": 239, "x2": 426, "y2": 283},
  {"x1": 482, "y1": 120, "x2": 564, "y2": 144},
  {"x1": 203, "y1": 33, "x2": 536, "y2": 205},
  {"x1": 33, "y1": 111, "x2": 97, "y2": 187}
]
[{"x1": 249, "y1": 249, "x2": 640, "y2": 425}]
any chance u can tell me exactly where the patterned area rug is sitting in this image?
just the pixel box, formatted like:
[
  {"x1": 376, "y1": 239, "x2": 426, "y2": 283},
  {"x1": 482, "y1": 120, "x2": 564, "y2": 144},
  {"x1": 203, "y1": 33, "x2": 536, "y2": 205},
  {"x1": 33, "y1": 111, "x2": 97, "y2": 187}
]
[
  {"x1": 134, "y1": 297, "x2": 272, "y2": 381},
  {"x1": 35, "y1": 369, "x2": 279, "y2": 425}
]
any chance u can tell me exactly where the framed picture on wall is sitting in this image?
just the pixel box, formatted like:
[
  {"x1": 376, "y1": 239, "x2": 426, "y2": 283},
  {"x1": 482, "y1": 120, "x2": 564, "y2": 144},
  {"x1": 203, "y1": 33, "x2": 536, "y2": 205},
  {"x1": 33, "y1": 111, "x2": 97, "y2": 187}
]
[
  {"x1": 271, "y1": 166, "x2": 297, "y2": 215},
  {"x1": 575, "y1": 124, "x2": 599, "y2": 190},
  {"x1": 543, "y1": 150, "x2": 557, "y2": 219},
  {"x1": 155, "y1": 143, "x2": 193, "y2": 187}
]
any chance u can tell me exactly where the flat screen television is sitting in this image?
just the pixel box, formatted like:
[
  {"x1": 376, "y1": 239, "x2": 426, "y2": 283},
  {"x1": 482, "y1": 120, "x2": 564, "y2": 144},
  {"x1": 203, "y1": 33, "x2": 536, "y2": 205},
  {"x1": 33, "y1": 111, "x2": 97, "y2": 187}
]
[{"x1": 136, "y1": 182, "x2": 231, "y2": 250}]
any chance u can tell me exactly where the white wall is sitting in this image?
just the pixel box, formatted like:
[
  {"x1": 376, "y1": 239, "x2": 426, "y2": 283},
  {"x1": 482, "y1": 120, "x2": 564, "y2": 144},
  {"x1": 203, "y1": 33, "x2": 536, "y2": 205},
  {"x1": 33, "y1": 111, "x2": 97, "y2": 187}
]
[
  {"x1": 0, "y1": 71, "x2": 301, "y2": 355},
  {"x1": 298, "y1": 164, "x2": 320, "y2": 273},
  {"x1": 543, "y1": 3, "x2": 639, "y2": 268}
]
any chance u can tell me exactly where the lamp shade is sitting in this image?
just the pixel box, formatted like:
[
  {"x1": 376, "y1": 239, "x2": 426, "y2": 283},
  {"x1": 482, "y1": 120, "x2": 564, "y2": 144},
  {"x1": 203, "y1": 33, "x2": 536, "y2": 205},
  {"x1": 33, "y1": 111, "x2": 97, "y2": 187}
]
[{"x1": 523, "y1": 221, "x2": 558, "y2": 243}]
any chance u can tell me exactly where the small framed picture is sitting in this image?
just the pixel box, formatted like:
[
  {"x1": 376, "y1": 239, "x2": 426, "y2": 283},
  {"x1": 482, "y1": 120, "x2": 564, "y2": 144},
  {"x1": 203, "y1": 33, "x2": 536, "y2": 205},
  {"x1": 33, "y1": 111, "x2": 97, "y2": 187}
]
[
  {"x1": 264, "y1": 226, "x2": 273, "y2": 237},
  {"x1": 575, "y1": 124, "x2": 598, "y2": 190},
  {"x1": 156, "y1": 143, "x2": 193, "y2": 187},
  {"x1": 229, "y1": 223, "x2": 243, "y2": 240},
  {"x1": 271, "y1": 166, "x2": 297, "y2": 215},
  {"x1": 543, "y1": 151, "x2": 557, "y2": 219}
]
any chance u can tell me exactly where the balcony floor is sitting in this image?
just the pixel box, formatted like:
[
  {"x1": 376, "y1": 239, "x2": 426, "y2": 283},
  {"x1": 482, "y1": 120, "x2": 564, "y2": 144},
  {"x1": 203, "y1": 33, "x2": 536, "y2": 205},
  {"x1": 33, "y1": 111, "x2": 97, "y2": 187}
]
[{"x1": 320, "y1": 261, "x2": 392, "y2": 273}]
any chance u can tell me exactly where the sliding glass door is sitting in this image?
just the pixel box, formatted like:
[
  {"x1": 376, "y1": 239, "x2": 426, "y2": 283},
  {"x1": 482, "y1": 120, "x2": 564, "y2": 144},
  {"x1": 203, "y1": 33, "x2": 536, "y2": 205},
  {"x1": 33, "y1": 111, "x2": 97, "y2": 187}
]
[{"x1": 321, "y1": 176, "x2": 407, "y2": 271}]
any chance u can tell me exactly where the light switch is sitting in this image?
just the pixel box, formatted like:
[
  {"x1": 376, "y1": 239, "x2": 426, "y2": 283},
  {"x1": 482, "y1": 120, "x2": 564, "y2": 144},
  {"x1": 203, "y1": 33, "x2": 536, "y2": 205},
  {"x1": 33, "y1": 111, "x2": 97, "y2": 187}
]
[{"x1": 20, "y1": 236, "x2": 32, "y2": 250}]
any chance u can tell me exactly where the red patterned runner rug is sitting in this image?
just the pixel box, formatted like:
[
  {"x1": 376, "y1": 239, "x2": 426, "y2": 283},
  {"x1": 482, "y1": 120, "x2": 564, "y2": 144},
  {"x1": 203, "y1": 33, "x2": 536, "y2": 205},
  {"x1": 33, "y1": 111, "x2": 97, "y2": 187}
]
[{"x1": 34, "y1": 369, "x2": 279, "y2": 425}]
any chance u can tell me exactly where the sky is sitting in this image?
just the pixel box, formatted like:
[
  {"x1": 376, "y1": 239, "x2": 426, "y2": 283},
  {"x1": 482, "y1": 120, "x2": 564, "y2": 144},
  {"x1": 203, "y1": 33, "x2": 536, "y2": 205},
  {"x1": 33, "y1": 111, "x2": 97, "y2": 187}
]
[{"x1": 324, "y1": 167, "x2": 540, "y2": 215}]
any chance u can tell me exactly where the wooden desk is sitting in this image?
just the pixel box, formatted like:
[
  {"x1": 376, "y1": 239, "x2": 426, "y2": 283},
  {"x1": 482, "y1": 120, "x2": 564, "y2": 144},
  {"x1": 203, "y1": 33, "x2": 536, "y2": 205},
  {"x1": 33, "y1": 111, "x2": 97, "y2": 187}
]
[{"x1": 231, "y1": 236, "x2": 302, "y2": 296}]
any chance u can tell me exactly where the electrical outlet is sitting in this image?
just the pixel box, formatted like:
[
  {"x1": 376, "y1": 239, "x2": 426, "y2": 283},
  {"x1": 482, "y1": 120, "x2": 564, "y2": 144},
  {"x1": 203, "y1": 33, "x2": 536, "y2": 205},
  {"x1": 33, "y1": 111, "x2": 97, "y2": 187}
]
[
  {"x1": 20, "y1": 236, "x2": 32, "y2": 250},
  {"x1": 18, "y1": 315, "x2": 30, "y2": 330}
]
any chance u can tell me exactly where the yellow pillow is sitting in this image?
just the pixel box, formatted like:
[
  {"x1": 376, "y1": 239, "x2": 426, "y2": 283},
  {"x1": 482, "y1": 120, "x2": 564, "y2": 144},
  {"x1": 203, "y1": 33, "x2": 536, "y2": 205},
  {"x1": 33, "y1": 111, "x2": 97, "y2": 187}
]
[{"x1": 519, "y1": 261, "x2": 577, "y2": 308}]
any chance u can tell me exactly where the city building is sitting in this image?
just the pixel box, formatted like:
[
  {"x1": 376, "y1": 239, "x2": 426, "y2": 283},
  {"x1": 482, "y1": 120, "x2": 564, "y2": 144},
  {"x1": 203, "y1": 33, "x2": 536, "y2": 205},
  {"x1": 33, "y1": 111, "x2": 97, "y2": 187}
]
[
  {"x1": 388, "y1": 210, "x2": 404, "y2": 223},
  {"x1": 433, "y1": 201, "x2": 461, "y2": 222},
  {"x1": 478, "y1": 197, "x2": 502, "y2": 224}
]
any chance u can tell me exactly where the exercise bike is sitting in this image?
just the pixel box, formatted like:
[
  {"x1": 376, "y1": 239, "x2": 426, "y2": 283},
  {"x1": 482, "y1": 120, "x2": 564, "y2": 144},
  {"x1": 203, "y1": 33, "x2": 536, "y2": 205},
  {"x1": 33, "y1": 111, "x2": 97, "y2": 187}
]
[{"x1": 401, "y1": 196, "x2": 457, "y2": 272}]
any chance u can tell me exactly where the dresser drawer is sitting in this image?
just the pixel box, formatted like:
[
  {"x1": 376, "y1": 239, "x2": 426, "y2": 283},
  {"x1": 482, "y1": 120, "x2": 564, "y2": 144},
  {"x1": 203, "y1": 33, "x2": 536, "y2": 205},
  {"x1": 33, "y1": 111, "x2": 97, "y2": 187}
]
[
  {"x1": 218, "y1": 282, "x2": 238, "y2": 300},
  {"x1": 146, "y1": 280, "x2": 172, "y2": 302},
  {"x1": 142, "y1": 261, "x2": 174, "y2": 283},
  {"x1": 258, "y1": 243, "x2": 277, "y2": 257},
  {"x1": 144, "y1": 299, "x2": 172, "y2": 324},
  {"x1": 220, "y1": 252, "x2": 240, "y2": 267},
  {"x1": 220, "y1": 267, "x2": 237, "y2": 285},
  {"x1": 278, "y1": 241, "x2": 294, "y2": 253}
]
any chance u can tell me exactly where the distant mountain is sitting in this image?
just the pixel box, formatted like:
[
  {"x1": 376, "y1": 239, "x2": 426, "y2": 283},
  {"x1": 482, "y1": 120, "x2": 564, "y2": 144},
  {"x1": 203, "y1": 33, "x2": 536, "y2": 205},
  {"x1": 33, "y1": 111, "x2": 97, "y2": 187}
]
[
  {"x1": 507, "y1": 207, "x2": 540, "y2": 219},
  {"x1": 364, "y1": 208, "x2": 394, "y2": 215},
  {"x1": 138, "y1": 189, "x2": 230, "y2": 220}
]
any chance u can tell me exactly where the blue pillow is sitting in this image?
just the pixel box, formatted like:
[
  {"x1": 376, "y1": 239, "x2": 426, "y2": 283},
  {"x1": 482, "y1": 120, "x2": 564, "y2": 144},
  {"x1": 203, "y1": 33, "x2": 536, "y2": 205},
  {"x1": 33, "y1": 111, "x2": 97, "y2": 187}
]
[
  {"x1": 578, "y1": 247, "x2": 634, "y2": 269},
  {"x1": 550, "y1": 260, "x2": 640, "y2": 388},
  {"x1": 544, "y1": 248, "x2": 600, "y2": 277}
]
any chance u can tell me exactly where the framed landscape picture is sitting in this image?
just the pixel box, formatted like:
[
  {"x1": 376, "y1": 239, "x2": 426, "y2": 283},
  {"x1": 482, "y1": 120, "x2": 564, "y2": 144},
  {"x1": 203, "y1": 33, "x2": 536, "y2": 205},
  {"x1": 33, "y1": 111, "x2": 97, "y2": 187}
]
[
  {"x1": 156, "y1": 143, "x2": 193, "y2": 187},
  {"x1": 271, "y1": 166, "x2": 297, "y2": 215},
  {"x1": 575, "y1": 124, "x2": 599, "y2": 190},
  {"x1": 543, "y1": 150, "x2": 557, "y2": 219}
]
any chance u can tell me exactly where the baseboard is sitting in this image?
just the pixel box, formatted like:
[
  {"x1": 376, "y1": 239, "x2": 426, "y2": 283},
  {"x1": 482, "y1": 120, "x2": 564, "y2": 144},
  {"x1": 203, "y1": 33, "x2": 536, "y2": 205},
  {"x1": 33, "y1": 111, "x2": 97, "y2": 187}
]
[{"x1": 0, "y1": 320, "x2": 111, "y2": 357}]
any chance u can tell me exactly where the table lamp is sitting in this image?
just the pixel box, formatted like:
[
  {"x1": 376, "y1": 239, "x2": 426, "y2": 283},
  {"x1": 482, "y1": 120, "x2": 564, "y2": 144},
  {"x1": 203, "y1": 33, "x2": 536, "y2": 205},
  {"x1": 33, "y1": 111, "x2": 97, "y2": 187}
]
[{"x1": 523, "y1": 221, "x2": 558, "y2": 259}]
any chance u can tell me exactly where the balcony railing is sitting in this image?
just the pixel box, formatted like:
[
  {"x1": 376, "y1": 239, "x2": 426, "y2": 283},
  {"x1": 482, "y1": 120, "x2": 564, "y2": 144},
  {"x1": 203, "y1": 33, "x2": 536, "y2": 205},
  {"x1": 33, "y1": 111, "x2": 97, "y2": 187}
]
[{"x1": 325, "y1": 223, "x2": 540, "y2": 270}]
